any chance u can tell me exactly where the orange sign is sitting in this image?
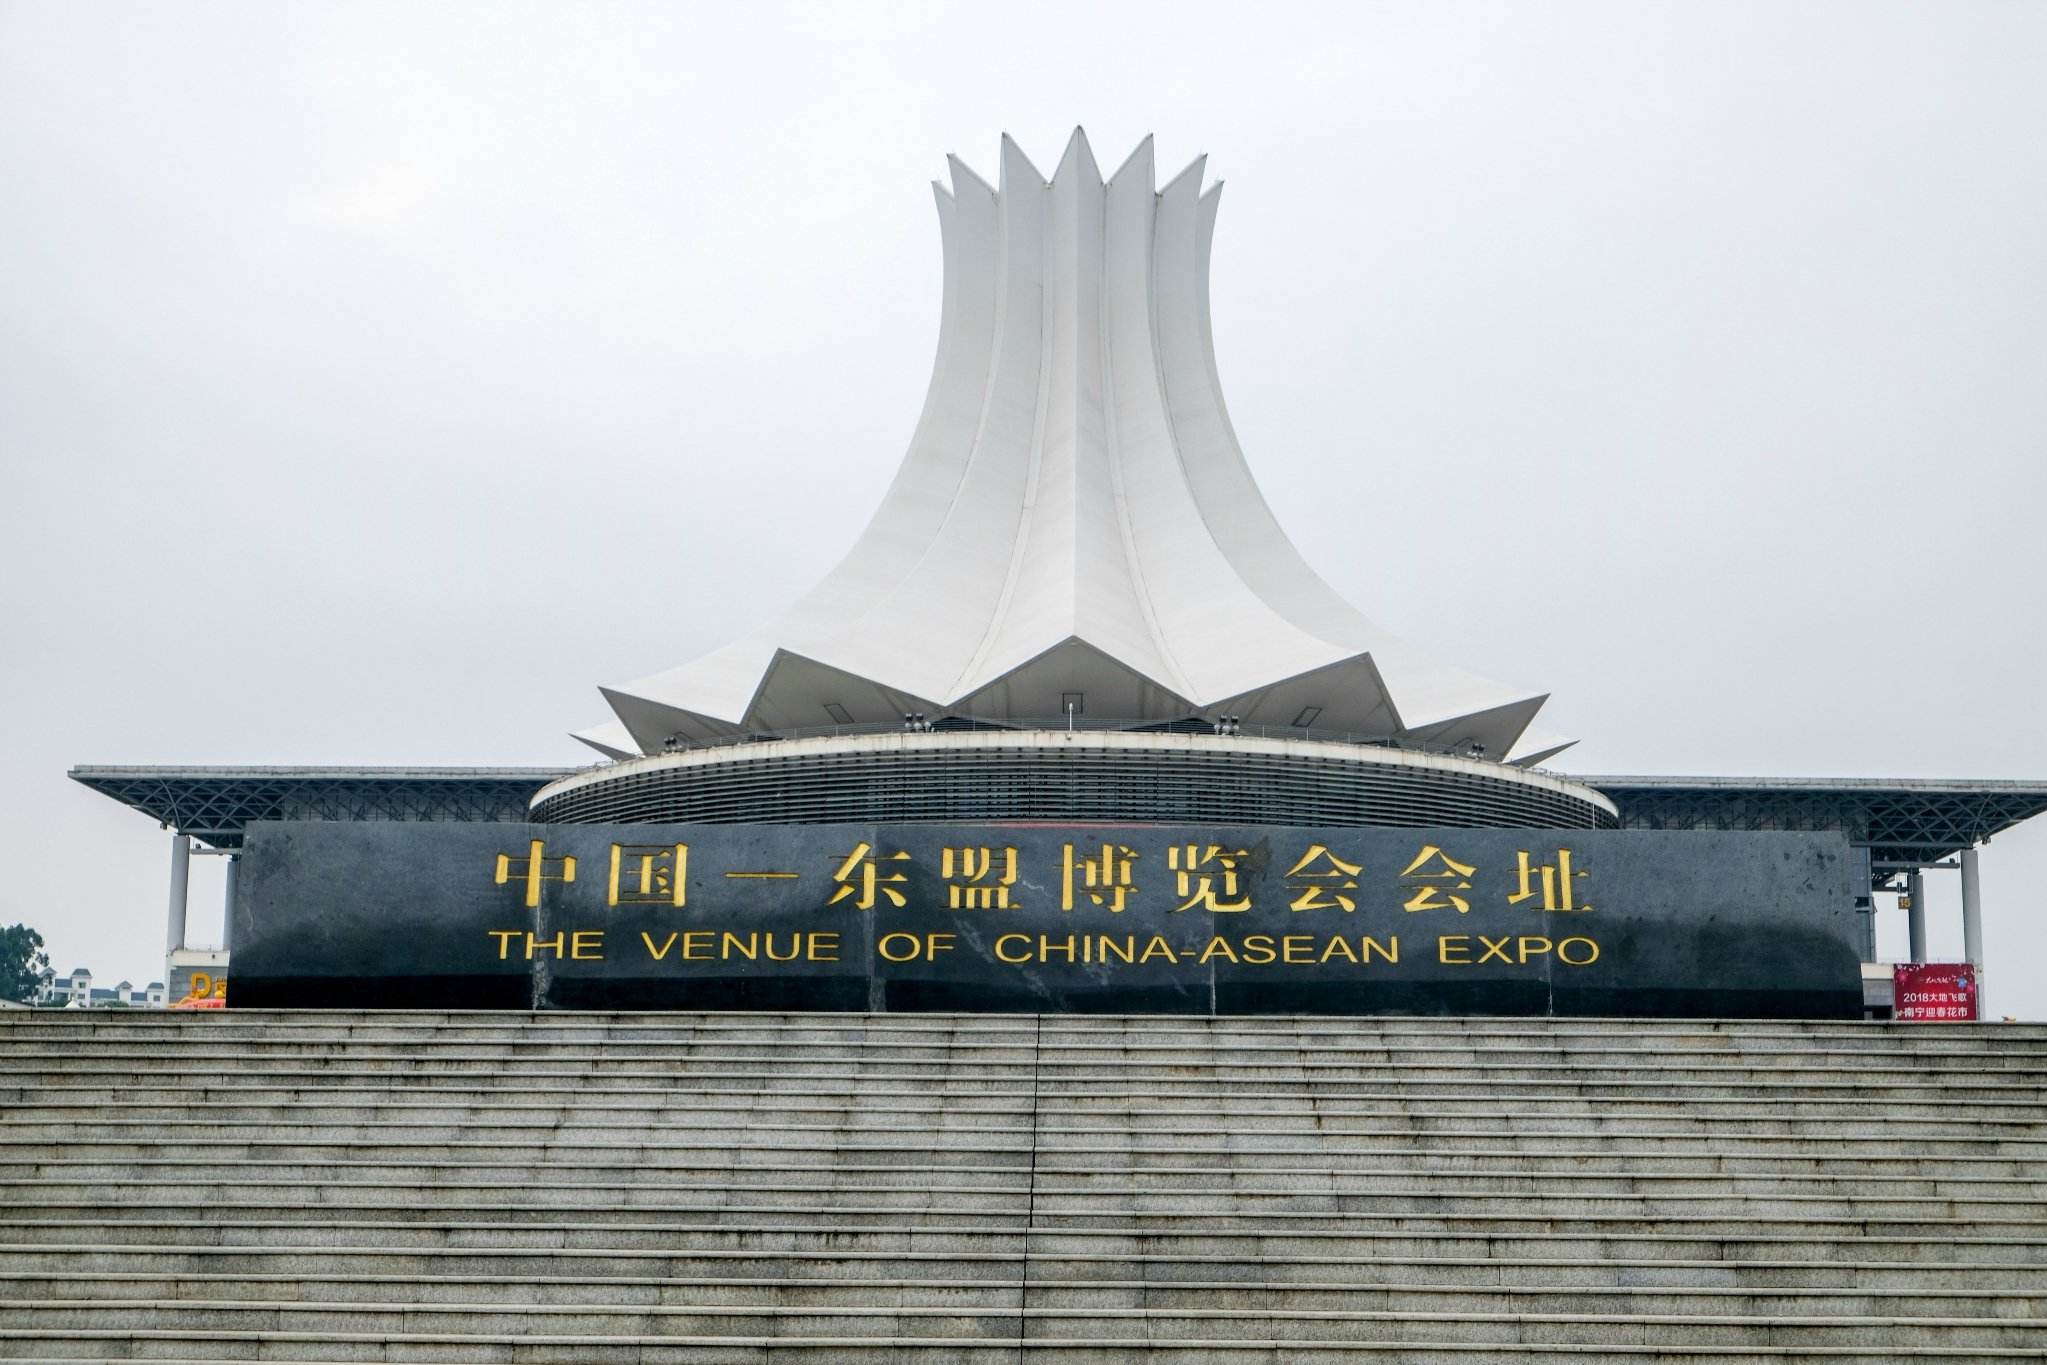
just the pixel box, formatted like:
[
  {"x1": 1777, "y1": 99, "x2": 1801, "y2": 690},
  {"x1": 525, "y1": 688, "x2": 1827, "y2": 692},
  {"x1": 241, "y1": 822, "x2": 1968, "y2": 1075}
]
[{"x1": 172, "y1": 972, "x2": 228, "y2": 1009}]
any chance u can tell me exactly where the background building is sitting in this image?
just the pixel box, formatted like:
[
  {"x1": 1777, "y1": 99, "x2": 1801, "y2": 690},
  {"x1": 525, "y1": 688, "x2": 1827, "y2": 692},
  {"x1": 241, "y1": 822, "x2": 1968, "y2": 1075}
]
[{"x1": 30, "y1": 967, "x2": 165, "y2": 1009}]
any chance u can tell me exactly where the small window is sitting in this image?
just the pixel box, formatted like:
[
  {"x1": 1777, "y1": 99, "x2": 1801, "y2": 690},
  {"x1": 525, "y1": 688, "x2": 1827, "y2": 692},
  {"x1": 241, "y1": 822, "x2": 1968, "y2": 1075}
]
[
  {"x1": 1060, "y1": 693, "x2": 1084, "y2": 716},
  {"x1": 1291, "y1": 706, "x2": 1322, "y2": 727},
  {"x1": 822, "y1": 703, "x2": 854, "y2": 725}
]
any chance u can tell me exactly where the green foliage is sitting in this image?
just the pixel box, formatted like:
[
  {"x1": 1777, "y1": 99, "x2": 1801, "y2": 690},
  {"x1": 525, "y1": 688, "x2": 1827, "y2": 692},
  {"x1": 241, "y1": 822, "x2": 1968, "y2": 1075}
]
[{"x1": 0, "y1": 924, "x2": 53, "y2": 1004}]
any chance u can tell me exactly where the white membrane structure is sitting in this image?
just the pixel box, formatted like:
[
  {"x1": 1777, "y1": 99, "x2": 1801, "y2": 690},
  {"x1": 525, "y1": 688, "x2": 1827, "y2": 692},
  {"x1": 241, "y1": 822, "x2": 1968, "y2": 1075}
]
[{"x1": 579, "y1": 131, "x2": 1568, "y2": 767}]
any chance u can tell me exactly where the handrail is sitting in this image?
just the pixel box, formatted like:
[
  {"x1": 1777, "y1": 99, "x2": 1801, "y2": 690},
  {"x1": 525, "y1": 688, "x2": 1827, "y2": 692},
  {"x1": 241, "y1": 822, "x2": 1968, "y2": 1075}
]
[{"x1": 574, "y1": 717, "x2": 1558, "y2": 778}]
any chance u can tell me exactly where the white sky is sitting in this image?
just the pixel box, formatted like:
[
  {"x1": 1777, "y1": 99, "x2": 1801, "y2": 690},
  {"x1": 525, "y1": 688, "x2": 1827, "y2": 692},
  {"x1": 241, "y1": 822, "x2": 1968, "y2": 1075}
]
[{"x1": 3, "y1": 1, "x2": 2042, "y2": 1013}]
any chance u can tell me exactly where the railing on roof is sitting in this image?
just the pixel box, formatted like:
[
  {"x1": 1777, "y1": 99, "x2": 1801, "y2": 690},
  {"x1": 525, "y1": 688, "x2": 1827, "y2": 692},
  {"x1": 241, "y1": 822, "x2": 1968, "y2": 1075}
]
[{"x1": 635, "y1": 715, "x2": 1486, "y2": 757}]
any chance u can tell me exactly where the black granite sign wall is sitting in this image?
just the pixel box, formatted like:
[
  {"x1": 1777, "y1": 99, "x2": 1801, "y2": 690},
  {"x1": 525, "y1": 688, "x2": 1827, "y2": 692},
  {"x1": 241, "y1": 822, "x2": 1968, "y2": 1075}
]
[{"x1": 228, "y1": 821, "x2": 1864, "y2": 1017}]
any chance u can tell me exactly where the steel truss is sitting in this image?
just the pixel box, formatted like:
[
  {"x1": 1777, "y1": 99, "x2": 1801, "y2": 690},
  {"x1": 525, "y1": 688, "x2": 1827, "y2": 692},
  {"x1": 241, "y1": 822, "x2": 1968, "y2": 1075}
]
[
  {"x1": 1589, "y1": 777, "x2": 2047, "y2": 889},
  {"x1": 69, "y1": 767, "x2": 559, "y2": 850}
]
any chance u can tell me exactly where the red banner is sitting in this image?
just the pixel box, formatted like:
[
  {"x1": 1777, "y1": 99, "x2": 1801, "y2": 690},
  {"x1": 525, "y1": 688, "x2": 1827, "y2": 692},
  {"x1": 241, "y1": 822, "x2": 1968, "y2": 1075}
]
[{"x1": 1895, "y1": 963, "x2": 1978, "y2": 1021}]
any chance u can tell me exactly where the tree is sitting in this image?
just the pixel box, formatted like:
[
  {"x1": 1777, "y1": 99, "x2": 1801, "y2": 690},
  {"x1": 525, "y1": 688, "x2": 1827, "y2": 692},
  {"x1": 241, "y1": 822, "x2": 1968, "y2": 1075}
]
[{"x1": 0, "y1": 924, "x2": 53, "y2": 1004}]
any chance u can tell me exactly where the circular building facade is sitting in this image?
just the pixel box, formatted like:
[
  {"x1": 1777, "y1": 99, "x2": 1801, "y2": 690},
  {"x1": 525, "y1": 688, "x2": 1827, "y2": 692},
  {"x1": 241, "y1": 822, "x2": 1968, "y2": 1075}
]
[{"x1": 532, "y1": 730, "x2": 1617, "y2": 829}]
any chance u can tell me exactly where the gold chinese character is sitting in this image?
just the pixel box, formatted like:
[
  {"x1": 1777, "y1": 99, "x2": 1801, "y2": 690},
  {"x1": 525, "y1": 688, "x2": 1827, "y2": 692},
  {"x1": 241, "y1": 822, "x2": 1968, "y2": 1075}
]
[
  {"x1": 828, "y1": 842, "x2": 910, "y2": 910},
  {"x1": 607, "y1": 843, "x2": 687, "y2": 907},
  {"x1": 494, "y1": 839, "x2": 577, "y2": 909},
  {"x1": 1168, "y1": 844, "x2": 1251, "y2": 913},
  {"x1": 1060, "y1": 843, "x2": 1139, "y2": 912},
  {"x1": 941, "y1": 846, "x2": 1020, "y2": 909},
  {"x1": 1401, "y1": 845, "x2": 1474, "y2": 913},
  {"x1": 1285, "y1": 844, "x2": 1363, "y2": 911},
  {"x1": 1508, "y1": 849, "x2": 1590, "y2": 911}
]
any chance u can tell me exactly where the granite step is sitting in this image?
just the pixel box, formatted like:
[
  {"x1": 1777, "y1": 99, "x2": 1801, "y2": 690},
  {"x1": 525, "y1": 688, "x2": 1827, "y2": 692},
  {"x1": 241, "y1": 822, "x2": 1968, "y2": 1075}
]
[
  {"x1": 2, "y1": 1344, "x2": 2043, "y2": 1364},
  {"x1": 12, "y1": 1273, "x2": 2047, "y2": 1317},
  {"x1": 3, "y1": 1010, "x2": 2042, "y2": 1360},
  {"x1": 14, "y1": 1044, "x2": 2044, "y2": 1086},
  {"x1": 29, "y1": 1238, "x2": 2031, "y2": 1285},
  {"x1": 7, "y1": 1098, "x2": 2040, "y2": 1143},
  {"x1": 10, "y1": 1135, "x2": 2041, "y2": 1179},
  {"x1": 7, "y1": 1216, "x2": 2046, "y2": 1261},
  {"x1": 12, "y1": 1299, "x2": 2047, "y2": 1347}
]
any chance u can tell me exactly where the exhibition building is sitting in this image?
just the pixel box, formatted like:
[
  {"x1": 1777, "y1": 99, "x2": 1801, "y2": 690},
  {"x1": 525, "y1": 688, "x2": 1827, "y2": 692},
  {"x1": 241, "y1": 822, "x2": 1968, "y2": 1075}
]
[
  {"x1": 20, "y1": 130, "x2": 2047, "y2": 1365},
  {"x1": 67, "y1": 130, "x2": 2045, "y2": 1019}
]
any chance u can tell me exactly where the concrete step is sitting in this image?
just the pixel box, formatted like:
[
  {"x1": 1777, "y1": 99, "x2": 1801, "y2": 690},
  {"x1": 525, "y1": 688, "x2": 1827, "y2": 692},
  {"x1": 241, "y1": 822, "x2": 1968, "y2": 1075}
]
[
  {"x1": 14, "y1": 1035, "x2": 2047, "y2": 1074},
  {"x1": 8, "y1": 1100, "x2": 2041, "y2": 1146},
  {"x1": 14, "y1": 1081, "x2": 2044, "y2": 1123},
  {"x1": 10, "y1": 1008, "x2": 2041, "y2": 1040},
  {"x1": 11, "y1": 1166, "x2": 2044, "y2": 1215},
  {"x1": 8, "y1": 1127, "x2": 2044, "y2": 1170},
  {"x1": 17, "y1": 1031, "x2": 2041, "y2": 1060},
  {"x1": 6, "y1": 1049, "x2": 2005, "y2": 1082},
  {"x1": 14, "y1": 1044, "x2": 2045, "y2": 1086},
  {"x1": 7, "y1": 1195, "x2": 2038, "y2": 1236},
  {"x1": 11, "y1": 1299, "x2": 2047, "y2": 1347},
  {"x1": 31, "y1": 1238, "x2": 2030, "y2": 1286},
  {"x1": 19, "y1": 1178, "x2": 2047, "y2": 1219},
  {"x1": 37, "y1": 1094, "x2": 2047, "y2": 1125},
  {"x1": 42, "y1": 1171, "x2": 2046, "y2": 1212},
  {"x1": 11, "y1": 1045, "x2": 2038, "y2": 1076},
  {"x1": 10, "y1": 1076, "x2": 2042, "y2": 1122},
  {"x1": 314, "y1": 1038, "x2": 2019, "y2": 1065},
  {"x1": 22, "y1": 1051, "x2": 2047, "y2": 1079},
  {"x1": 14, "y1": 1272, "x2": 2047, "y2": 1317},
  {"x1": 3, "y1": 1345, "x2": 2044, "y2": 1364},
  {"x1": 1, "y1": 1203, "x2": 2040, "y2": 1243},
  {"x1": 25, "y1": 1146, "x2": 2036, "y2": 1189},
  {"x1": 11, "y1": 1156, "x2": 2043, "y2": 1200},
  {"x1": 3, "y1": 1009, "x2": 2043, "y2": 1360},
  {"x1": 7, "y1": 1217, "x2": 2044, "y2": 1261},
  {"x1": 10, "y1": 1132, "x2": 2041, "y2": 1177},
  {"x1": 14, "y1": 1249, "x2": 2047, "y2": 1290},
  {"x1": 9, "y1": 1128, "x2": 2039, "y2": 1167},
  {"x1": 12, "y1": 1035, "x2": 2030, "y2": 1064}
]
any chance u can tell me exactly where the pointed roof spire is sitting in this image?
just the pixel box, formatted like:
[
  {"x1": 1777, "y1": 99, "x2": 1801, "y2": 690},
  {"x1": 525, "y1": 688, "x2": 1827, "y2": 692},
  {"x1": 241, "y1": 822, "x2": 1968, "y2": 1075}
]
[
  {"x1": 582, "y1": 136, "x2": 1565, "y2": 765},
  {"x1": 1053, "y1": 125, "x2": 1101, "y2": 186}
]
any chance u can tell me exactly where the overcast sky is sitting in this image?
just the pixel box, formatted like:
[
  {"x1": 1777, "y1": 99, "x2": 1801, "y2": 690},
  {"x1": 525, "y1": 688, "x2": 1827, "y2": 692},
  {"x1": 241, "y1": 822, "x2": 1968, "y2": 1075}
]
[{"x1": 3, "y1": 1, "x2": 2042, "y2": 1013}]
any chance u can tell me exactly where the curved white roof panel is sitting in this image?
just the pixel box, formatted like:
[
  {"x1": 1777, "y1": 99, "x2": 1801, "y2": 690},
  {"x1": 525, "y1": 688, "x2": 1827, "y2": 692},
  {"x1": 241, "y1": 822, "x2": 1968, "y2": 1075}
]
[{"x1": 584, "y1": 131, "x2": 1565, "y2": 764}]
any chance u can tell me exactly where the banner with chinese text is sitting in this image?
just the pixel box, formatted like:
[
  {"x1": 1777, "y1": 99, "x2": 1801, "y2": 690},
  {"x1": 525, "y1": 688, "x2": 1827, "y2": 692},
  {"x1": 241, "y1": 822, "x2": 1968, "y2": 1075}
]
[{"x1": 1894, "y1": 962, "x2": 1979, "y2": 1021}]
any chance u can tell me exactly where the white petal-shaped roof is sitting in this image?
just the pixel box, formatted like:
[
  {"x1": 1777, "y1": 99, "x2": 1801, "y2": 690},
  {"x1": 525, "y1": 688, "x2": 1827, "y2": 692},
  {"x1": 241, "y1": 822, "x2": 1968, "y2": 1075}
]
[{"x1": 583, "y1": 131, "x2": 1567, "y2": 764}]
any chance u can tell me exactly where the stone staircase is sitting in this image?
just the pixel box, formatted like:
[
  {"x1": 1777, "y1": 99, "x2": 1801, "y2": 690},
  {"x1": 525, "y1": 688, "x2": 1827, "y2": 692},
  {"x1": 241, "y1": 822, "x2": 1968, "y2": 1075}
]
[{"x1": 0, "y1": 1010, "x2": 2043, "y2": 1362}]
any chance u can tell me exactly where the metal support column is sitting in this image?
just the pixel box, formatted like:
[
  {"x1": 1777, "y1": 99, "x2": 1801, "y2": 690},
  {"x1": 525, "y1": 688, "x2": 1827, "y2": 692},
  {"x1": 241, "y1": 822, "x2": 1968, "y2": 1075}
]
[
  {"x1": 221, "y1": 855, "x2": 239, "y2": 953},
  {"x1": 1907, "y1": 869, "x2": 1927, "y2": 963},
  {"x1": 1960, "y1": 846, "x2": 1983, "y2": 968},
  {"x1": 165, "y1": 834, "x2": 190, "y2": 956},
  {"x1": 1852, "y1": 846, "x2": 1876, "y2": 961}
]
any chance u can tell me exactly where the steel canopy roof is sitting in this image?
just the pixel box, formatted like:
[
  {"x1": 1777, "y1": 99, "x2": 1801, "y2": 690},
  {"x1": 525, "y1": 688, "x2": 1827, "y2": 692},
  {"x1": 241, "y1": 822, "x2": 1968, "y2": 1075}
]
[
  {"x1": 69, "y1": 766, "x2": 562, "y2": 850},
  {"x1": 69, "y1": 765, "x2": 2047, "y2": 887},
  {"x1": 1584, "y1": 774, "x2": 2047, "y2": 884}
]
